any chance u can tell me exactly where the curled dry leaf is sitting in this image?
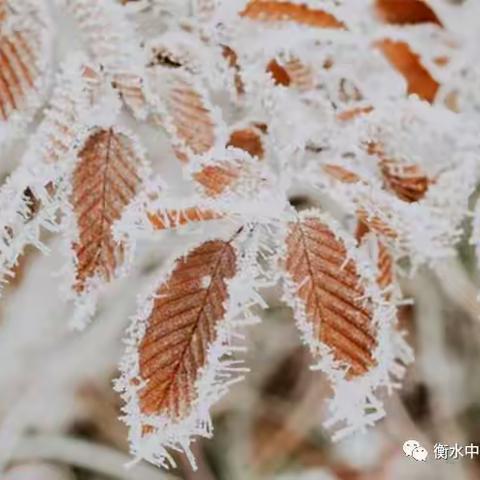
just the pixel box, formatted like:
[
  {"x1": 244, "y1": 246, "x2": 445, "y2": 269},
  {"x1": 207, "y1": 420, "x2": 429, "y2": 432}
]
[
  {"x1": 240, "y1": 1, "x2": 346, "y2": 29},
  {"x1": 375, "y1": 39, "x2": 439, "y2": 103},
  {"x1": 227, "y1": 126, "x2": 264, "y2": 159},
  {"x1": 147, "y1": 207, "x2": 223, "y2": 230},
  {"x1": 380, "y1": 159, "x2": 430, "y2": 202},
  {"x1": 71, "y1": 128, "x2": 144, "y2": 293},
  {"x1": 283, "y1": 214, "x2": 378, "y2": 377},
  {"x1": 375, "y1": 0, "x2": 442, "y2": 26},
  {"x1": 136, "y1": 240, "x2": 236, "y2": 420}
]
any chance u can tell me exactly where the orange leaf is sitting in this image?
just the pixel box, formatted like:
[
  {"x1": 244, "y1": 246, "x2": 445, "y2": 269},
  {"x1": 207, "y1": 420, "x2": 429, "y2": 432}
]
[
  {"x1": 0, "y1": 28, "x2": 41, "y2": 121},
  {"x1": 222, "y1": 45, "x2": 245, "y2": 95},
  {"x1": 194, "y1": 162, "x2": 242, "y2": 197},
  {"x1": 71, "y1": 128, "x2": 143, "y2": 292},
  {"x1": 376, "y1": 39, "x2": 439, "y2": 103},
  {"x1": 241, "y1": 1, "x2": 346, "y2": 29},
  {"x1": 356, "y1": 219, "x2": 394, "y2": 293},
  {"x1": 227, "y1": 127, "x2": 264, "y2": 159},
  {"x1": 137, "y1": 240, "x2": 236, "y2": 419},
  {"x1": 284, "y1": 215, "x2": 377, "y2": 377},
  {"x1": 380, "y1": 159, "x2": 430, "y2": 202},
  {"x1": 376, "y1": 0, "x2": 442, "y2": 26},
  {"x1": 376, "y1": 239, "x2": 394, "y2": 291},
  {"x1": 337, "y1": 106, "x2": 374, "y2": 122},
  {"x1": 266, "y1": 57, "x2": 314, "y2": 91},
  {"x1": 266, "y1": 59, "x2": 291, "y2": 86},
  {"x1": 357, "y1": 207, "x2": 397, "y2": 239},
  {"x1": 322, "y1": 164, "x2": 361, "y2": 184},
  {"x1": 166, "y1": 78, "x2": 216, "y2": 160},
  {"x1": 147, "y1": 207, "x2": 223, "y2": 230}
]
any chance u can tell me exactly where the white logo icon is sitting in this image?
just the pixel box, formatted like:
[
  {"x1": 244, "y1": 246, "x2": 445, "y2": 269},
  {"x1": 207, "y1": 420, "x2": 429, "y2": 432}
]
[{"x1": 403, "y1": 440, "x2": 428, "y2": 462}]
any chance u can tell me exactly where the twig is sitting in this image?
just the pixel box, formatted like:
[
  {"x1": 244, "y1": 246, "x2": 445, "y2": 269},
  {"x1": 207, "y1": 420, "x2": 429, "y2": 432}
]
[{"x1": 10, "y1": 434, "x2": 178, "y2": 480}]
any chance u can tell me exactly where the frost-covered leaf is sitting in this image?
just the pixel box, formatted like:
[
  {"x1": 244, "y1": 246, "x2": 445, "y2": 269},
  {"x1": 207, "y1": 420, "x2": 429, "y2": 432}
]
[
  {"x1": 379, "y1": 159, "x2": 430, "y2": 202},
  {"x1": 240, "y1": 1, "x2": 346, "y2": 29},
  {"x1": 283, "y1": 212, "x2": 378, "y2": 377},
  {"x1": 156, "y1": 72, "x2": 222, "y2": 162},
  {"x1": 375, "y1": 0, "x2": 442, "y2": 26},
  {"x1": 280, "y1": 210, "x2": 412, "y2": 438},
  {"x1": 116, "y1": 233, "x2": 262, "y2": 468},
  {"x1": 0, "y1": 56, "x2": 100, "y2": 289},
  {"x1": 222, "y1": 45, "x2": 245, "y2": 95},
  {"x1": 0, "y1": 0, "x2": 51, "y2": 142},
  {"x1": 135, "y1": 240, "x2": 236, "y2": 417},
  {"x1": 147, "y1": 207, "x2": 223, "y2": 230},
  {"x1": 193, "y1": 162, "x2": 242, "y2": 197},
  {"x1": 356, "y1": 207, "x2": 397, "y2": 240},
  {"x1": 227, "y1": 125, "x2": 265, "y2": 159},
  {"x1": 322, "y1": 164, "x2": 361, "y2": 184},
  {"x1": 376, "y1": 39, "x2": 439, "y2": 103},
  {"x1": 63, "y1": 0, "x2": 147, "y2": 118},
  {"x1": 266, "y1": 56, "x2": 314, "y2": 91},
  {"x1": 69, "y1": 127, "x2": 146, "y2": 295}
]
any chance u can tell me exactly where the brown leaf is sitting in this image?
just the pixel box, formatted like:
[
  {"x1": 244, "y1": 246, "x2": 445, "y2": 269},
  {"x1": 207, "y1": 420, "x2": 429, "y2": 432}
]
[
  {"x1": 147, "y1": 207, "x2": 223, "y2": 230},
  {"x1": 376, "y1": 0, "x2": 442, "y2": 26},
  {"x1": 322, "y1": 164, "x2": 361, "y2": 183},
  {"x1": 357, "y1": 207, "x2": 398, "y2": 239},
  {"x1": 266, "y1": 59, "x2": 291, "y2": 87},
  {"x1": 112, "y1": 73, "x2": 146, "y2": 118},
  {"x1": 222, "y1": 45, "x2": 245, "y2": 95},
  {"x1": 376, "y1": 39, "x2": 439, "y2": 103},
  {"x1": 356, "y1": 220, "x2": 394, "y2": 293},
  {"x1": 241, "y1": 1, "x2": 346, "y2": 29},
  {"x1": 284, "y1": 216, "x2": 377, "y2": 377},
  {"x1": 166, "y1": 77, "x2": 216, "y2": 160},
  {"x1": 380, "y1": 159, "x2": 430, "y2": 202},
  {"x1": 194, "y1": 162, "x2": 242, "y2": 197},
  {"x1": 227, "y1": 126, "x2": 264, "y2": 159},
  {"x1": 137, "y1": 240, "x2": 236, "y2": 419},
  {"x1": 376, "y1": 240, "x2": 394, "y2": 291},
  {"x1": 0, "y1": 28, "x2": 40, "y2": 121},
  {"x1": 72, "y1": 128, "x2": 143, "y2": 292},
  {"x1": 266, "y1": 57, "x2": 314, "y2": 91},
  {"x1": 337, "y1": 105, "x2": 374, "y2": 122}
]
